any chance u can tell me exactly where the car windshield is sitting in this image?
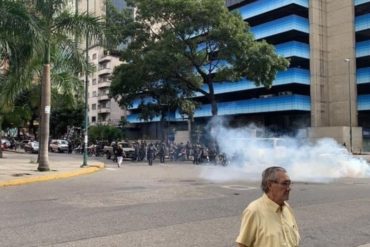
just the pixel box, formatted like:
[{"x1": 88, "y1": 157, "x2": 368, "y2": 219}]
[
  {"x1": 121, "y1": 143, "x2": 131, "y2": 148},
  {"x1": 60, "y1": 140, "x2": 68, "y2": 145}
]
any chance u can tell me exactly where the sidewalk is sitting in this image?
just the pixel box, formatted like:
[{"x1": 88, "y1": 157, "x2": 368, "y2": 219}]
[{"x1": 0, "y1": 150, "x2": 104, "y2": 188}]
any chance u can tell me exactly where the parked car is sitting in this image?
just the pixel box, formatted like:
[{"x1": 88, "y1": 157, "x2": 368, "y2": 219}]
[
  {"x1": 20, "y1": 140, "x2": 31, "y2": 149},
  {"x1": 103, "y1": 141, "x2": 135, "y2": 160},
  {"x1": 49, "y1": 139, "x2": 69, "y2": 153},
  {"x1": 24, "y1": 140, "x2": 39, "y2": 153},
  {"x1": 1, "y1": 138, "x2": 11, "y2": 149}
]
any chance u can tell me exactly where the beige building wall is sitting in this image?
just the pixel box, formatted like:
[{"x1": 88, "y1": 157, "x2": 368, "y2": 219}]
[
  {"x1": 309, "y1": 0, "x2": 361, "y2": 152},
  {"x1": 77, "y1": 0, "x2": 126, "y2": 126},
  {"x1": 87, "y1": 46, "x2": 125, "y2": 126}
]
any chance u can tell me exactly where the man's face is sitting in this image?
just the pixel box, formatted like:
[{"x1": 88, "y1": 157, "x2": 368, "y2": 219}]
[{"x1": 268, "y1": 171, "x2": 291, "y2": 205}]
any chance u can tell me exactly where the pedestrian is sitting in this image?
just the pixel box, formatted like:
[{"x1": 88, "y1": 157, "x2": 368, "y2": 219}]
[
  {"x1": 68, "y1": 141, "x2": 73, "y2": 154},
  {"x1": 185, "y1": 141, "x2": 191, "y2": 160},
  {"x1": 112, "y1": 141, "x2": 118, "y2": 162},
  {"x1": 134, "y1": 142, "x2": 140, "y2": 161},
  {"x1": 192, "y1": 144, "x2": 199, "y2": 165},
  {"x1": 158, "y1": 142, "x2": 166, "y2": 163},
  {"x1": 236, "y1": 166, "x2": 300, "y2": 247},
  {"x1": 147, "y1": 143, "x2": 156, "y2": 166},
  {"x1": 116, "y1": 144, "x2": 125, "y2": 167}
]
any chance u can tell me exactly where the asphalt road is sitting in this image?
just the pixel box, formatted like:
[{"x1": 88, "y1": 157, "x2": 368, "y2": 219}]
[{"x1": 0, "y1": 153, "x2": 369, "y2": 247}]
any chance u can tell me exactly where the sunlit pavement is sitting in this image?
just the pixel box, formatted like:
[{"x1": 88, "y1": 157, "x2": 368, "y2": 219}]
[
  {"x1": 0, "y1": 151, "x2": 104, "y2": 187},
  {"x1": 0, "y1": 150, "x2": 370, "y2": 246}
]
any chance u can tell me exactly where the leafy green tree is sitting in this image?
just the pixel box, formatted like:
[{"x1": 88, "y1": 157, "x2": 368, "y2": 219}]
[
  {"x1": 107, "y1": 1, "x2": 197, "y2": 138},
  {"x1": 110, "y1": 0, "x2": 289, "y2": 118},
  {"x1": 88, "y1": 125, "x2": 123, "y2": 144},
  {"x1": 50, "y1": 102, "x2": 84, "y2": 139}
]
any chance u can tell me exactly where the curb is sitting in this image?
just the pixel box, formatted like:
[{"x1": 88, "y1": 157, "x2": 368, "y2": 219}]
[{"x1": 0, "y1": 163, "x2": 105, "y2": 188}]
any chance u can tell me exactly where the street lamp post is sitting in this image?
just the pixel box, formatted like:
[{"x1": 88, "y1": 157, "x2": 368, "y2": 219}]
[
  {"x1": 345, "y1": 58, "x2": 352, "y2": 153},
  {"x1": 81, "y1": 0, "x2": 89, "y2": 167}
]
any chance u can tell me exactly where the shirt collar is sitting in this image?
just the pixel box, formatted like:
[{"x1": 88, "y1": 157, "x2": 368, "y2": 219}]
[{"x1": 262, "y1": 193, "x2": 287, "y2": 213}]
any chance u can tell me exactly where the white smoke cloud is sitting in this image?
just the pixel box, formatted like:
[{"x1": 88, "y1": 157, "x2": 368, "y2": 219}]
[{"x1": 200, "y1": 118, "x2": 370, "y2": 183}]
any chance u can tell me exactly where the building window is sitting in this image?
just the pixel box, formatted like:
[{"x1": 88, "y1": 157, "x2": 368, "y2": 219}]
[
  {"x1": 92, "y1": 91, "x2": 97, "y2": 97},
  {"x1": 92, "y1": 104, "x2": 96, "y2": 110},
  {"x1": 92, "y1": 53, "x2": 97, "y2": 60},
  {"x1": 92, "y1": 79, "x2": 97, "y2": 85},
  {"x1": 92, "y1": 116, "x2": 96, "y2": 122}
]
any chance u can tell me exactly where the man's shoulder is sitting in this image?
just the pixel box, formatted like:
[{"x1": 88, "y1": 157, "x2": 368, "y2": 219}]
[{"x1": 245, "y1": 196, "x2": 265, "y2": 212}]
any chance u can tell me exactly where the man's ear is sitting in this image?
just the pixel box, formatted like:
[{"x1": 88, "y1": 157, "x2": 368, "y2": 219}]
[{"x1": 266, "y1": 181, "x2": 273, "y2": 191}]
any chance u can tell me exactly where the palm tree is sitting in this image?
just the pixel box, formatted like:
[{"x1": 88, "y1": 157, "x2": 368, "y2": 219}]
[
  {"x1": 1, "y1": 0, "x2": 102, "y2": 168},
  {"x1": 25, "y1": 0, "x2": 103, "y2": 171},
  {"x1": 0, "y1": 0, "x2": 40, "y2": 158}
]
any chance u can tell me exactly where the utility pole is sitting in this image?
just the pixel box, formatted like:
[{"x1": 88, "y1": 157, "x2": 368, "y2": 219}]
[
  {"x1": 81, "y1": 0, "x2": 89, "y2": 167},
  {"x1": 345, "y1": 58, "x2": 352, "y2": 153}
]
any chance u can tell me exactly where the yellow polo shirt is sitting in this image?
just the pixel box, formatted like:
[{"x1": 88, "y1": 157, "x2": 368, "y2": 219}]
[{"x1": 236, "y1": 194, "x2": 300, "y2": 247}]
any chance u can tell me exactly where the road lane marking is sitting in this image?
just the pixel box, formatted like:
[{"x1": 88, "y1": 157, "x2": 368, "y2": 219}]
[{"x1": 221, "y1": 185, "x2": 257, "y2": 190}]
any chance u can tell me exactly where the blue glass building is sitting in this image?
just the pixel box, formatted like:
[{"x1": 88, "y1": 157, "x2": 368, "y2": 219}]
[{"x1": 127, "y1": 0, "x2": 370, "y2": 151}]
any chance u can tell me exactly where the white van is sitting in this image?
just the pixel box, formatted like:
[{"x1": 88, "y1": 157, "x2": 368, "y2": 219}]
[{"x1": 49, "y1": 139, "x2": 69, "y2": 153}]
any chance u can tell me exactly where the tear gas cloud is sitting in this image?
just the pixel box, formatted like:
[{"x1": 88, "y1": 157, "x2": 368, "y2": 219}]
[{"x1": 200, "y1": 118, "x2": 370, "y2": 183}]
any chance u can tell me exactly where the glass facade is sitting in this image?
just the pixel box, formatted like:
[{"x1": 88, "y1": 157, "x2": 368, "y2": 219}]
[
  {"x1": 251, "y1": 15, "x2": 309, "y2": 40},
  {"x1": 275, "y1": 41, "x2": 309, "y2": 58},
  {"x1": 355, "y1": 0, "x2": 370, "y2": 6},
  {"x1": 357, "y1": 68, "x2": 370, "y2": 84},
  {"x1": 356, "y1": 40, "x2": 370, "y2": 57},
  {"x1": 237, "y1": 0, "x2": 308, "y2": 20},
  {"x1": 355, "y1": 0, "x2": 370, "y2": 115},
  {"x1": 176, "y1": 95, "x2": 310, "y2": 119},
  {"x1": 358, "y1": 95, "x2": 370, "y2": 110},
  {"x1": 355, "y1": 13, "x2": 370, "y2": 31},
  {"x1": 128, "y1": 0, "x2": 311, "y2": 132},
  {"x1": 193, "y1": 68, "x2": 309, "y2": 97}
]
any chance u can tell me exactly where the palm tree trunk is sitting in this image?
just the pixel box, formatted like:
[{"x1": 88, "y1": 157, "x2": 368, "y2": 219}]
[{"x1": 38, "y1": 63, "x2": 51, "y2": 171}]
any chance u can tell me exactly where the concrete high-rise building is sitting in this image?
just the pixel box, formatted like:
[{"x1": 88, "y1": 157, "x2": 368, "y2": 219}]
[
  {"x1": 223, "y1": 0, "x2": 370, "y2": 152},
  {"x1": 127, "y1": 0, "x2": 370, "y2": 151},
  {"x1": 76, "y1": 0, "x2": 128, "y2": 126}
]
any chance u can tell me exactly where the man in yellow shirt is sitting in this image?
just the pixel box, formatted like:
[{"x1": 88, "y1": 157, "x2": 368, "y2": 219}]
[{"x1": 236, "y1": 166, "x2": 300, "y2": 247}]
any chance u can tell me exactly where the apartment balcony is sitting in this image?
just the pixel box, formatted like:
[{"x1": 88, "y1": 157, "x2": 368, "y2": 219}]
[
  {"x1": 98, "y1": 94, "x2": 110, "y2": 101},
  {"x1": 98, "y1": 81, "x2": 111, "y2": 88},
  {"x1": 97, "y1": 120, "x2": 110, "y2": 125},
  {"x1": 97, "y1": 119, "x2": 120, "y2": 126},
  {"x1": 98, "y1": 67, "x2": 112, "y2": 76},
  {"x1": 99, "y1": 54, "x2": 112, "y2": 63},
  {"x1": 97, "y1": 107, "x2": 111, "y2": 114}
]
